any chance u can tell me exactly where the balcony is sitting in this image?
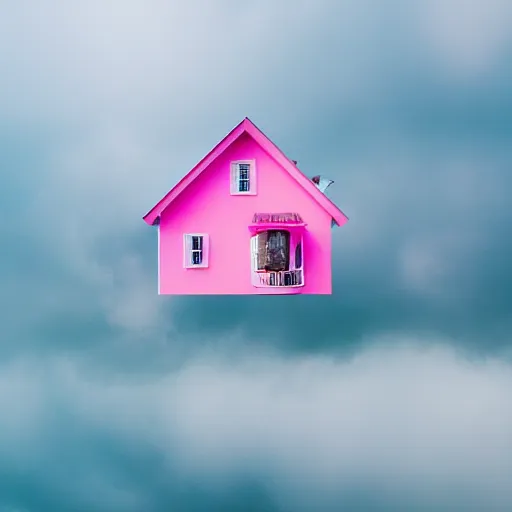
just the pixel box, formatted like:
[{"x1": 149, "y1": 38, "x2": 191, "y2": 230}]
[
  {"x1": 249, "y1": 212, "x2": 305, "y2": 291},
  {"x1": 253, "y1": 269, "x2": 303, "y2": 288}
]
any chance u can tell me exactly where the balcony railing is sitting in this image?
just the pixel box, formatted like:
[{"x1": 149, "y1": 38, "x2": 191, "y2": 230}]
[{"x1": 254, "y1": 269, "x2": 303, "y2": 287}]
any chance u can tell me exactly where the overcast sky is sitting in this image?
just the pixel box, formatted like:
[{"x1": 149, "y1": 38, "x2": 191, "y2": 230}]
[{"x1": 1, "y1": 1, "x2": 512, "y2": 511}]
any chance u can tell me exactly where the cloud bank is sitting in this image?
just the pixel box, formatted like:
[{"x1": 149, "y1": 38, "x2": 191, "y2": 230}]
[
  {"x1": 1, "y1": 1, "x2": 512, "y2": 510},
  {"x1": 1, "y1": 338, "x2": 511, "y2": 511}
]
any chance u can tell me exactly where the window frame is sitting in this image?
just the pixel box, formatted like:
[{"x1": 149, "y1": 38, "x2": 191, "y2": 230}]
[
  {"x1": 230, "y1": 160, "x2": 257, "y2": 195},
  {"x1": 183, "y1": 233, "x2": 209, "y2": 268},
  {"x1": 294, "y1": 241, "x2": 303, "y2": 270},
  {"x1": 249, "y1": 230, "x2": 305, "y2": 288}
]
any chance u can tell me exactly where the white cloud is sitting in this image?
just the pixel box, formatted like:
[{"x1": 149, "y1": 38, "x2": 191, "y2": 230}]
[
  {"x1": 399, "y1": 235, "x2": 447, "y2": 294},
  {"x1": 0, "y1": 0, "x2": 369, "y2": 124},
  {"x1": 2, "y1": 0, "x2": 511, "y2": 330},
  {"x1": 3, "y1": 338, "x2": 512, "y2": 509},
  {"x1": 0, "y1": 360, "x2": 46, "y2": 456},
  {"x1": 30, "y1": 125, "x2": 167, "y2": 330},
  {"x1": 4, "y1": 1, "x2": 359, "y2": 330},
  {"x1": 414, "y1": 0, "x2": 512, "y2": 76},
  {"x1": 397, "y1": 231, "x2": 477, "y2": 296},
  {"x1": 167, "y1": 341, "x2": 512, "y2": 504},
  {"x1": 100, "y1": 254, "x2": 162, "y2": 330}
]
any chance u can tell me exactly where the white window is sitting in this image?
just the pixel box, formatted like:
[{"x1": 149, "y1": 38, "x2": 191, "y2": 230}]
[
  {"x1": 230, "y1": 160, "x2": 256, "y2": 195},
  {"x1": 250, "y1": 231, "x2": 304, "y2": 287},
  {"x1": 183, "y1": 234, "x2": 209, "y2": 268}
]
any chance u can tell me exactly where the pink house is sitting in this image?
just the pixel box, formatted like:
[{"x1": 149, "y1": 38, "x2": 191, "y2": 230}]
[{"x1": 143, "y1": 118, "x2": 348, "y2": 295}]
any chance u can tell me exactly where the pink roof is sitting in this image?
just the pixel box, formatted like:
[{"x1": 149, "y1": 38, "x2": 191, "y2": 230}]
[{"x1": 143, "y1": 117, "x2": 349, "y2": 226}]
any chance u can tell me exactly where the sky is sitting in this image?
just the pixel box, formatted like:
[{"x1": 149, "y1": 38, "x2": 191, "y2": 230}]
[{"x1": 1, "y1": 0, "x2": 512, "y2": 510}]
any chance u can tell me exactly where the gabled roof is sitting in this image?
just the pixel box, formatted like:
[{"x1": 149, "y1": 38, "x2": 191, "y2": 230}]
[{"x1": 143, "y1": 117, "x2": 349, "y2": 227}]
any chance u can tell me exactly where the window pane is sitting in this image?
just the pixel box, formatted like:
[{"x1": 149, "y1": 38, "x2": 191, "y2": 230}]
[
  {"x1": 192, "y1": 251, "x2": 202, "y2": 265},
  {"x1": 256, "y1": 233, "x2": 267, "y2": 269},
  {"x1": 239, "y1": 179, "x2": 249, "y2": 192},
  {"x1": 295, "y1": 243, "x2": 302, "y2": 268},
  {"x1": 264, "y1": 230, "x2": 290, "y2": 271},
  {"x1": 191, "y1": 236, "x2": 202, "y2": 250}
]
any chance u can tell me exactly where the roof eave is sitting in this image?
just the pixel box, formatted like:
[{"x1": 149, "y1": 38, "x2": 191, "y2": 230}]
[
  {"x1": 332, "y1": 210, "x2": 349, "y2": 227},
  {"x1": 142, "y1": 118, "x2": 248, "y2": 226},
  {"x1": 244, "y1": 120, "x2": 350, "y2": 228},
  {"x1": 142, "y1": 213, "x2": 160, "y2": 226},
  {"x1": 142, "y1": 117, "x2": 350, "y2": 228}
]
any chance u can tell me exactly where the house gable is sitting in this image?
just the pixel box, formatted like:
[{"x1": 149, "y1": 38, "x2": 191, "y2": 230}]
[
  {"x1": 143, "y1": 118, "x2": 348, "y2": 227},
  {"x1": 157, "y1": 132, "x2": 335, "y2": 294}
]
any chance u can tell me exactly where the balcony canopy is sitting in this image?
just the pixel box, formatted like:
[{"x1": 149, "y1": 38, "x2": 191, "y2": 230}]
[{"x1": 248, "y1": 212, "x2": 307, "y2": 235}]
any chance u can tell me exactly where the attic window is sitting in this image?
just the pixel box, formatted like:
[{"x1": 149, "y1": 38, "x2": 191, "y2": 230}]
[
  {"x1": 238, "y1": 163, "x2": 250, "y2": 191},
  {"x1": 231, "y1": 160, "x2": 256, "y2": 195},
  {"x1": 183, "y1": 234, "x2": 209, "y2": 268}
]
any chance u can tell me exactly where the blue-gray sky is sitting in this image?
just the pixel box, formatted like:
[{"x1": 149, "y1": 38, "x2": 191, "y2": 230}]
[{"x1": 1, "y1": 1, "x2": 512, "y2": 511}]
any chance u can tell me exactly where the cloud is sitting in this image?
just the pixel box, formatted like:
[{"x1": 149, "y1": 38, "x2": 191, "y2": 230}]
[
  {"x1": 1, "y1": 1, "x2": 511, "y2": 510},
  {"x1": 169, "y1": 139, "x2": 512, "y2": 354},
  {"x1": 414, "y1": 0, "x2": 512, "y2": 76},
  {"x1": 1, "y1": 338, "x2": 512, "y2": 511},
  {"x1": 2, "y1": 0, "x2": 511, "y2": 333},
  {"x1": 0, "y1": 1, "x2": 365, "y2": 124},
  {"x1": 2, "y1": 0, "x2": 510, "y2": 127},
  {"x1": 167, "y1": 340, "x2": 512, "y2": 501}
]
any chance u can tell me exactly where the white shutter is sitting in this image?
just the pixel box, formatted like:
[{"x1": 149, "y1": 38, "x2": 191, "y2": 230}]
[
  {"x1": 202, "y1": 234, "x2": 210, "y2": 267},
  {"x1": 250, "y1": 236, "x2": 257, "y2": 270},
  {"x1": 249, "y1": 160, "x2": 257, "y2": 194},
  {"x1": 257, "y1": 232, "x2": 267, "y2": 269},
  {"x1": 183, "y1": 234, "x2": 192, "y2": 267},
  {"x1": 230, "y1": 163, "x2": 240, "y2": 194}
]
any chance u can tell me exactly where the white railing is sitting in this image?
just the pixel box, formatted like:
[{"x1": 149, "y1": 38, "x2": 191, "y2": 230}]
[{"x1": 254, "y1": 269, "x2": 303, "y2": 287}]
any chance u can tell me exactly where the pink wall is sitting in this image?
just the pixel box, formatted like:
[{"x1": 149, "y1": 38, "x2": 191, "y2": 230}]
[{"x1": 159, "y1": 133, "x2": 333, "y2": 294}]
